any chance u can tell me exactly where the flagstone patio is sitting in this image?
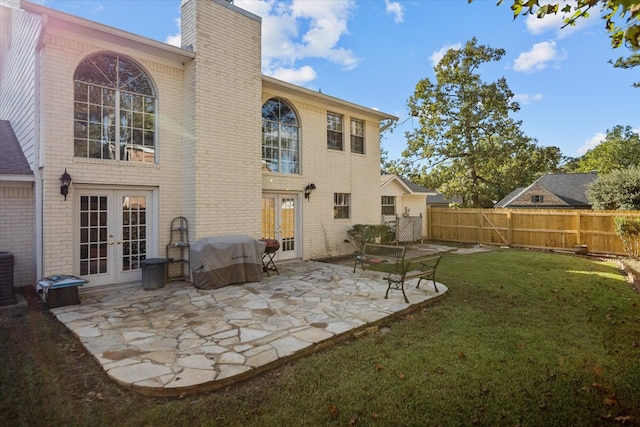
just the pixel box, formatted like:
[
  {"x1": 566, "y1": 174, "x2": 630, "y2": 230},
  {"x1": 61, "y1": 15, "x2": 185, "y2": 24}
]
[{"x1": 49, "y1": 259, "x2": 448, "y2": 397}]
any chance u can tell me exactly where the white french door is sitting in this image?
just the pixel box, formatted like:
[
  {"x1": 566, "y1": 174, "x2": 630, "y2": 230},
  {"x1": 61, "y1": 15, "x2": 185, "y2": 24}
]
[
  {"x1": 261, "y1": 193, "x2": 299, "y2": 261},
  {"x1": 75, "y1": 189, "x2": 155, "y2": 286}
]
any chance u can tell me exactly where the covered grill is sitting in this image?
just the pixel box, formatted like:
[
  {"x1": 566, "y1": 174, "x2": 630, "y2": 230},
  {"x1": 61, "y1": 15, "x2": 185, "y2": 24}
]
[{"x1": 190, "y1": 236, "x2": 266, "y2": 290}]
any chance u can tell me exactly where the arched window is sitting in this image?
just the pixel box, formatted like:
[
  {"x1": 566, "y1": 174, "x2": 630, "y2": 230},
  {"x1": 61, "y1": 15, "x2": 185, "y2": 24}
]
[
  {"x1": 73, "y1": 53, "x2": 157, "y2": 163},
  {"x1": 262, "y1": 98, "x2": 299, "y2": 174}
]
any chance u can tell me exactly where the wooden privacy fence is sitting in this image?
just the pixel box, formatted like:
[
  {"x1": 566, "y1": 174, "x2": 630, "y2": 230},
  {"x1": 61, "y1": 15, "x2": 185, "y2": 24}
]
[{"x1": 427, "y1": 208, "x2": 640, "y2": 256}]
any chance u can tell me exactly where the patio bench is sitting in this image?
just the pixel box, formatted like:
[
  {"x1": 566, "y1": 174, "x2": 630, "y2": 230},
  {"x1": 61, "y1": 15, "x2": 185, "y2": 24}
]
[
  {"x1": 386, "y1": 255, "x2": 442, "y2": 303},
  {"x1": 353, "y1": 243, "x2": 406, "y2": 274}
]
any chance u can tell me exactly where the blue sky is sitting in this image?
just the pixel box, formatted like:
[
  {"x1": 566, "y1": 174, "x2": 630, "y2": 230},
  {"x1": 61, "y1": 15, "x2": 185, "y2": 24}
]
[{"x1": 38, "y1": 0, "x2": 639, "y2": 161}]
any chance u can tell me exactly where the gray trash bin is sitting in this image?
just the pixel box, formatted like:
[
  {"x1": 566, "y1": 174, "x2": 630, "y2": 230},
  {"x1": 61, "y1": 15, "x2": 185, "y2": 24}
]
[{"x1": 141, "y1": 258, "x2": 166, "y2": 290}]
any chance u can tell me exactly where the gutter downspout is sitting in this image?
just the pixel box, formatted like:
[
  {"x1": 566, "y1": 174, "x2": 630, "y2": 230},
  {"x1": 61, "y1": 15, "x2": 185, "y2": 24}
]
[{"x1": 34, "y1": 12, "x2": 47, "y2": 282}]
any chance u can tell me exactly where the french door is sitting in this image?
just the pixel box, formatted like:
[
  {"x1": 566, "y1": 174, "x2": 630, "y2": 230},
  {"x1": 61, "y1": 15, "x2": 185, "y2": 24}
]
[
  {"x1": 76, "y1": 189, "x2": 155, "y2": 286},
  {"x1": 261, "y1": 193, "x2": 299, "y2": 261}
]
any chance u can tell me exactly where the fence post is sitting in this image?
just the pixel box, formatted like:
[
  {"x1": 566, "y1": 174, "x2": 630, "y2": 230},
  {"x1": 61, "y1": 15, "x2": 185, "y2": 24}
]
[
  {"x1": 507, "y1": 210, "x2": 512, "y2": 247},
  {"x1": 576, "y1": 211, "x2": 582, "y2": 246}
]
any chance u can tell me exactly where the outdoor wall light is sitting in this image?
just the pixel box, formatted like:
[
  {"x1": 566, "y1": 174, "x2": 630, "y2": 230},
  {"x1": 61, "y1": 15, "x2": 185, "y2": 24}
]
[
  {"x1": 60, "y1": 169, "x2": 72, "y2": 201},
  {"x1": 304, "y1": 183, "x2": 316, "y2": 200}
]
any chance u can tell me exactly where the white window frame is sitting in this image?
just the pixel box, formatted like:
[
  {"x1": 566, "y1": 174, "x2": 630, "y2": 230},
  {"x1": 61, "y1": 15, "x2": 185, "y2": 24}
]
[
  {"x1": 381, "y1": 196, "x2": 396, "y2": 216},
  {"x1": 73, "y1": 53, "x2": 157, "y2": 163},
  {"x1": 327, "y1": 112, "x2": 343, "y2": 151},
  {"x1": 334, "y1": 193, "x2": 351, "y2": 219},
  {"x1": 350, "y1": 118, "x2": 365, "y2": 154}
]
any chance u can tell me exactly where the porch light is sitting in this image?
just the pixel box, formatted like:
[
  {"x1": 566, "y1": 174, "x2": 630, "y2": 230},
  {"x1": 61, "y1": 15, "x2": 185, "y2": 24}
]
[
  {"x1": 304, "y1": 183, "x2": 316, "y2": 201},
  {"x1": 60, "y1": 169, "x2": 72, "y2": 201}
]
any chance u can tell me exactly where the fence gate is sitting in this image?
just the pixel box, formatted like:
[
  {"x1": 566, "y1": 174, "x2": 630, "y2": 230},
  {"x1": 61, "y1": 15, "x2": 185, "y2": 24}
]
[{"x1": 396, "y1": 215, "x2": 423, "y2": 243}]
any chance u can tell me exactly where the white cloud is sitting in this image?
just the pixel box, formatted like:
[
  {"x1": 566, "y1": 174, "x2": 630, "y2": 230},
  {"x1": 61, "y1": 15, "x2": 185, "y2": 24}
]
[
  {"x1": 270, "y1": 65, "x2": 317, "y2": 86},
  {"x1": 165, "y1": 18, "x2": 181, "y2": 47},
  {"x1": 577, "y1": 132, "x2": 606, "y2": 155},
  {"x1": 429, "y1": 43, "x2": 462, "y2": 67},
  {"x1": 160, "y1": 0, "x2": 360, "y2": 86},
  {"x1": 513, "y1": 93, "x2": 544, "y2": 105},
  {"x1": 234, "y1": 0, "x2": 359, "y2": 85},
  {"x1": 513, "y1": 41, "x2": 564, "y2": 73},
  {"x1": 385, "y1": 0, "x2": 404, "y2": 24},
  {"x1": 524, "y1": 1, "x2": 598, "y2": 39}
]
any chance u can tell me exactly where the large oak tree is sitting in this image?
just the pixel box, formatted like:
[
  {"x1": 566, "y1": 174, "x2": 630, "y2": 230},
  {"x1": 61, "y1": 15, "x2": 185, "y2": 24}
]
[{"x1": 387, "y1": 38, "x2": 561, "y2": 207}]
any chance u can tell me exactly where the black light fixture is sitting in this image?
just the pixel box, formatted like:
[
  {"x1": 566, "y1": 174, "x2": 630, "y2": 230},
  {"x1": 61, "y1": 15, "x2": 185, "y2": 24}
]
[
  {"x1": 304, "y1": 183, "x2": 316, "y2": 200},
  {"x1": 60, "y1": 169, "x2": 72, "y2": 201}
]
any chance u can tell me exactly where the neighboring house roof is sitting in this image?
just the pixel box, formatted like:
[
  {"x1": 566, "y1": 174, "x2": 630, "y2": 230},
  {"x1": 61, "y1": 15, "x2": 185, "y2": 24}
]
[
  {"x1": 380, "y1": 172, "x2": 433, "y2": 195},
  {"x1": 494, "y1": 187, "x2": 525, "y2": 208},
  {"x1": 495, "y1": 172, "x2": 597, "y2": 208},
  {"x1": 427, "y1": 193, "x2": 463, "y2": 205},
  {"x1": 0, "y1": 120, "x2": 32, "y2": 179}
]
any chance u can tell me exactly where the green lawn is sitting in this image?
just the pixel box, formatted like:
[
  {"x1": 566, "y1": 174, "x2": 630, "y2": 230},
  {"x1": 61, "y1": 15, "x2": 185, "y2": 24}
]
[{"x1": 2, "y1": 249, "x2": 640, "y2": 426}]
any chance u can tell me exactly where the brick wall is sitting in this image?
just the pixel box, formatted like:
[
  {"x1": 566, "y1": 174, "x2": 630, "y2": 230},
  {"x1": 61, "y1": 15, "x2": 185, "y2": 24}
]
[
  {"x1": 0, "y1": 183, "x2": 35, "y2": 287},
  {"x1": 38, "y1": 23, "x2": 188, "y2": 276},
  {"x1": 181, "y1": 0, "x2": 263, "y2": 241},
  {"x1": 261, "y1": 84, "x2": 384, "y2": 259}
]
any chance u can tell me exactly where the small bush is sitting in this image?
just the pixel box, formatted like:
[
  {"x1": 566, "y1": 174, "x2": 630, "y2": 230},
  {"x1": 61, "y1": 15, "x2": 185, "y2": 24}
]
[
  {"x1": 347, "y1": 224, "x2": 395, "y2": 253},
  {"x1": 614, "y1": 216, "x2": 640, "y2": 258}
]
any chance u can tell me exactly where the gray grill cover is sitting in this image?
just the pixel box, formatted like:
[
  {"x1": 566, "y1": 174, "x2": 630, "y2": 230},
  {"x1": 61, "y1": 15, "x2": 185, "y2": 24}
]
[{"x1": 190, "y1": 236, "x2": 266, "y2": 289}]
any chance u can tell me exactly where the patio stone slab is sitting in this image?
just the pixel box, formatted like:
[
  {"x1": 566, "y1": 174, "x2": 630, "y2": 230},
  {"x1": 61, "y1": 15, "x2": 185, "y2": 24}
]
[{"x1": 49, "y1": 260, "x2": 447, "y2": 397}]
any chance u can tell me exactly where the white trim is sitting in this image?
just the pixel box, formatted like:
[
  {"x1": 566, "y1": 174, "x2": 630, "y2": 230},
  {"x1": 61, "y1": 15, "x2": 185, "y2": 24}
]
[{"x1": 0, "y1": 174, "x2": 34, "y2": 181}]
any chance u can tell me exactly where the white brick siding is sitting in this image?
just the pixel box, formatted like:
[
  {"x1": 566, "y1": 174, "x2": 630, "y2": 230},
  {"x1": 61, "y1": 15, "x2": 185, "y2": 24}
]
[{"x1": 0, "y1": 183, "x2": 35, "y2": 287}]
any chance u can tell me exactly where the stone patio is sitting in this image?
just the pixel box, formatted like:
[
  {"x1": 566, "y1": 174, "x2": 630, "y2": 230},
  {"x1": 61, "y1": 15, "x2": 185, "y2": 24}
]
[{"x1": 48, "y1": 259, "x2": 448, "y2": 397}]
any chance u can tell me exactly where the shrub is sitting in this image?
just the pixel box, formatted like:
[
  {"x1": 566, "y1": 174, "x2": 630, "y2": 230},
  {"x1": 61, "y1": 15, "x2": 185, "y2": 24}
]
[
  {"x1": 587, "y1": 167, "x2": 640, "y2": 210},
  {"x1": 347, "y1": 224, "x2": 395, "y2": 253},
  {"x1": 613, "y1": 216, "x2": 640, "y2": 258}
]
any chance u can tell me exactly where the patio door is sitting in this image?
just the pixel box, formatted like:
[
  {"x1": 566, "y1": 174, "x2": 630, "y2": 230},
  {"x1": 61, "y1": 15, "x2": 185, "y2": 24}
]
[
  {"x1": 261, "y1": 194, "x2": 299, "y2": 261},
  {"x1": 75, "y1": 189, "x2": 155, "y2": 287}
]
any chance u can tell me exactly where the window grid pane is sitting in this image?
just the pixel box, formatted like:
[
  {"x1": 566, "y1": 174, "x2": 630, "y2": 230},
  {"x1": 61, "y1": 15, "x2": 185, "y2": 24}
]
[
  {"x1": 327, "y1": 113, "x2": 343, "y2": 150},
  {"x1": 350, "y1": 119, "x2": 364, "y2": 154},
  {"x1": 381, "y1": 196, "x2": 395, "y2": 215},
  {"x1": 261, "y1": 99, "x2": 300, "y2": 174},
  {"x1": 73, "y1": 54, "x2": 156, "y2": 162},
  {"x1": 334, "y1": 193, "x2": 351, "y2": 219}
]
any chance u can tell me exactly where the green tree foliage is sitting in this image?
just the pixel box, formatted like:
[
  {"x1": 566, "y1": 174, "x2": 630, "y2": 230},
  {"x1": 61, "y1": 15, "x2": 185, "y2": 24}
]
[
  {"x1": 472, "y1": 1, "x2": 640, "y2": 86},
  {"x1": 471, "y1": 0, "x2": 640, "y2": 49},
  {"x1": 389, "y1": 38, "x2": 561, "y2": 207},
  {"x1": 576, "y1": 125, "x2": 640, "y2": 173},
  {"x1": 586, "y1": 166, "x2": 640, "y2": 209},
  {"x1": 611, "y1": 52, "x2": 640, "y2": 86}
]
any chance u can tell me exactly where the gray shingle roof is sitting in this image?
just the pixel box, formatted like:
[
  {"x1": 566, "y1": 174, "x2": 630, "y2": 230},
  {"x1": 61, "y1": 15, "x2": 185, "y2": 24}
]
[
  {"x1": 535, "y1": 172, "x2": 597, "y2": 206},
  {"x1": 0, "y1": 120, "x2": 32, "y2": 176},
  {"x1": 495, "y1": 173, "x2": 597, "y2": 208}
]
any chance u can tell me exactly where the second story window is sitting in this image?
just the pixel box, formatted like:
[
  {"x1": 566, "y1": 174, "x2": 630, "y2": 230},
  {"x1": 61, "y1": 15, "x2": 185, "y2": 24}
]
[
  {"x1": 327, "y1": 112, "x2": 343, "y2": 150},
  {"x1": 262, "y1": 98, "x2": 300, "y2": 174},
  {"x1": 74, "y1": 53, "x2": 156, "y2": 163},
  {"x1": 350, "y1": 118, "x2": 364, "y2": 154}
]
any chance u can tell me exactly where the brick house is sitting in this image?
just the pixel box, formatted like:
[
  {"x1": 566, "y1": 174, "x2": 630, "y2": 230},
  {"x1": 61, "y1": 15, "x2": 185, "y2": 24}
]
[
  {"x1": 494, "y1": 172, "x2": 598, "y2": 209},
  {"x1": 0, "y1": 0, "x2": 396, "y2": 289}
]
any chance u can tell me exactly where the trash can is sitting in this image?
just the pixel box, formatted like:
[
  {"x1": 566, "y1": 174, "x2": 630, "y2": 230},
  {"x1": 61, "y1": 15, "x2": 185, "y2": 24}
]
[
  {"x1": 0, "y1": 252, "x2": 17, "y2": 306},
  {"x1": 141, "y1": 258, "x2": 166, "y2": 290}
]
